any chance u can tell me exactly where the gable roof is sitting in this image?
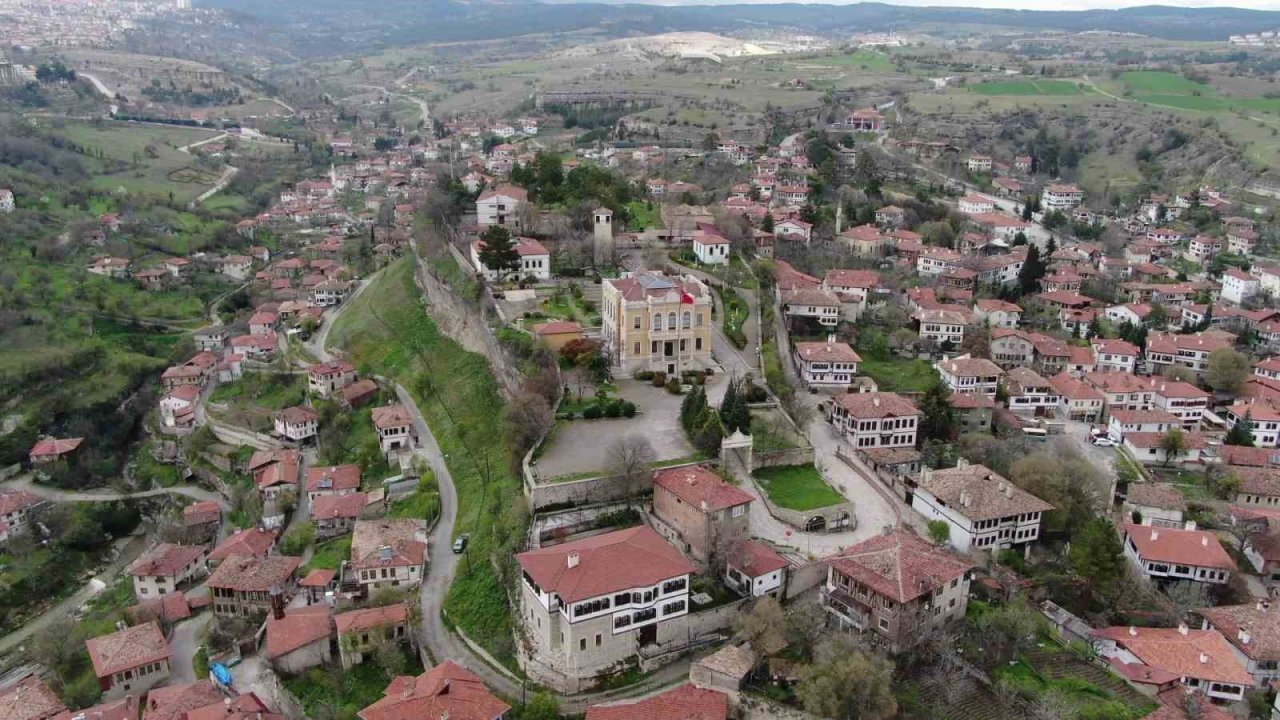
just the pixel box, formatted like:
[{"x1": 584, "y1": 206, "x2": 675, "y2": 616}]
[
  {"x1": 516, "y1": 525, "x2": 695, "y2": 604},
  {"x1": 86, "y1": 621, "x2": 170, "y2": 678},
  {"x1": 828, "y1": 529, "x2": 970, "y2": 604},
  {"x1": 209, "y1": 527, "x2": 276, "y2": 562},
  {"x1": 306, "y1": 464, "x2": 362, "y2": 493},
  {"x1": 126, "y1": 543, "x2": 206, "y2": 578},
  {"x1": 585, "y1": 683, "x2": 728, "y2": 720},
  {"x1": 265, "y1": 606, "x2": 333, "y2": 659},
  {"x1": 371, "y1": 405, "x2": 413, "y2": 430},
  {"x1": 794, "y1": 341, "x2": 862, "y2": 365},
  {"x1": 358, "y1": 661, "x2": 510, "y2": 720},
  {"x1": 1199, "y1": 602, "x2": 1280, "y2": 661},
  {"x1": 350, "y1": 519, "x2": 428, "y2": 571},
  {"x1": 832, "y1": 392, "x2": 919, "y2": 419},
  {"x1": 206, "y1": 554, "x2": 301, "y2": 592},
  {"x1": 335, "y1": 602, "x2": 409, "y2": 635}
]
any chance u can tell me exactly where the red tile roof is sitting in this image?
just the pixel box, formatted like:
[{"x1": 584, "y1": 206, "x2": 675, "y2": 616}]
[
  {"x1": 371, "y1": 405, "x2": 413, "y2": 430},
  {"x1": 350, "y1": 519, "x2": 428, "y2": 571},
  {"x1": 126, "y1": 543, "x2": 206, "y2": 578},
  {"x1": 829, "y1": 529, "x2": 969, "y2": 604},
  {"x1": 832, "y1": 392, "x2": 920, "y2": 419},
  {"x1": 209, "y1": 527, "x2": 276, "y2": 562},
  {"x1": 794, "y1": 341, "x2": 862, "y2": 365},
  {"x1": 654, "y1": 465, "x2": 753, "y2": 513},
  {"x1": 86, "y1": 621, "x2": 170, "y2": 679},
  {"x1": 1093, "y1": 626, "x2": 1252, "y2": 686},
  {"x1": 585, "y1": 683, "x2": 728, "y2": 720},
  {"x1": 335, "y1": 602, "x2": 409, "y2": 635},
  {"x1": 313, "y1": 492, "x2": 368, "y2": 520},
  {"x1": 306, "y1": 464, "x2": 362, "y2": 493},
  {"x1": 300, "y1": 569, "x2": 336, "y2": 587},
  {"x1": 182, "y1": 501, "x2": 221, "y2": 526},
  {"x1": 532, "y1": 320, "x2": 582, "y2": 336},
  {"x1": 28, "y1": 437, "x2": 82, "y2": 459},
  {"x1": 206, "y1": 554, "x2": 300, "y2": 592},
  {"x1": 516, "y1": 525, "x2": 695, "y2": 604},
  {"x1": 0, "y1": 490, "x2": 41, "y2": 517},
  {"x1": 358, "y1": 661, "x2": 510, "y2": 720},
  {"x1": 0, "y1": 676, "x2": 67, "y2": 720},
  {"x1": 728, "y1": 539, "x2": 789, "y2": 578},
  {"x1": 1123, "y1": 524, "x2": 1235, "y2": 571},
  {"x1": 51, "y1": 696, "x2": 138, "y2": 720},
  {"x1": 127, "y1": 592, "x2": 193, "y2": 626},
  {"x1": 265, "y1": 606, "x2": 333, "y2": 659},
  {"x1": 1199, "y1": 602, "x2": 1280, "y2": 662}
]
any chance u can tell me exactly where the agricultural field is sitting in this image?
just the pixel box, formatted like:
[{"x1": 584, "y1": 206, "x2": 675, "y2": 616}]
[
  {"x1": 969, "y1": 79, "x2": 1085, "y2": 96},
  {"x1": 802, "y1": 48, "x2": 895, "y2": 72}
]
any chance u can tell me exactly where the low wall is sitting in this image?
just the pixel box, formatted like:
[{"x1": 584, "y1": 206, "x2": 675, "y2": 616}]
[
  {"x1": 748, "y1": 473, "x2": 856, "y2": 536},
  {"x1": 752, "y1": 446, "x2": 815, "y2": 471},
  {"x1": 784, "y1": 560, "x2": 829, "y2": 601},
  {"x1": 526, "y1": 460, "x2": 703, "y2": 511}
]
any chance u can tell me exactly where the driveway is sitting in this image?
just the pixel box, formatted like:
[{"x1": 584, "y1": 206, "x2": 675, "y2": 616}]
[
  {"x1": 533, "y1": 378, "x2": 718, "y2": 481},
  {"x1": 169, "y1": 613, "x2": 212, "y2": 683}
]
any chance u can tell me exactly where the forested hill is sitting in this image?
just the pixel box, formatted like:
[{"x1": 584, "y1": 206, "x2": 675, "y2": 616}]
[{"x1": 197, "y1": 0, "x2": 1280, "y2": 45}]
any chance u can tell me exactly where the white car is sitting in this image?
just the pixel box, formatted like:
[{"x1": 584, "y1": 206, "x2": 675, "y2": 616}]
[{"x1": 1091, "y1": 437, "x2": 1116, "y2": 447}]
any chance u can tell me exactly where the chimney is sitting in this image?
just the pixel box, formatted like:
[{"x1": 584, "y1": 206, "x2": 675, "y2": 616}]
[
  {"x1": 1201, "y1": 536, "x2": 1209, "y2": 547},
  {"x1": 827, "y1": 334, "x2": 835, "y2": 346},
  {"x1": 1184, "y1": 520, "x2": 1197, "y2": 531},
  {"x1": 700, "y1": 500, "x2": 708, "y2": 512},
  {"x1": 873, "y1": 396, "x2": 880, "y2": 407},
  {"x1": 1178, "y1": 622, "x2": 1189, "y2": 636},
  {"x1": 270, "y1": 585, "x2": 285, "y2": 621},
  {"x1": 1258, "y1": 599, "x2": 1271, "y2": 612},
  {"x1": 567, "y1": 552, "x2": 580, "y2": 569},
  {"x1": 1150, "y1": 529, "x2": 1159, "y2": 542},
  {"x1": 1199, "y1": 652, "x2": 1209, "y2": 664},
  {"x1": 224, "y1": 699, "x2": 231, "y2": 711},
  {"x1": 1128, "y1": 626, "x2": 1138, "y2": 636},
  {"x1": 1239, "y1": 628, "x2": 1252, "y2": 645}
]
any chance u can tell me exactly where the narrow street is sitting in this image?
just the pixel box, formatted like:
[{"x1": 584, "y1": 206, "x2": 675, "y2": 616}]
[{"x1": 1, "y1": 474, "x2": 229, "y2": 510}]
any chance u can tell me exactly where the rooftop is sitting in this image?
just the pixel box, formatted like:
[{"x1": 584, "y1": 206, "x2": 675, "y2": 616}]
[
  {"x1": 0, "y1": 676, "x2": 66, "y2": 720},
  {"x1": 654, "y1": 465, "x2": 753, "y2": 513},
  {"x1": 350, "y1": 519, "x2": 428, "y2": 571},
  {"x1": 335, "y1": 602, "x2": 409, "y2": 635},
  {"x1": 126, "y1": 543, "x2": 206, "y2": 578},
  {"x1": 918, "y1": 464, "x2": 1054, "y2": 522},
  {"x1": 1093, "y1": 625, "x2": 1252, "y2": 686},
  {"x1": 832, "y1": 392, "x2": 920, "y2": 419},
  {"x1": 265, "y1": 606, "x2": 333, "y2": 659},
  {"x1": 1123, "y1": 524, "x2": 1235, "y2": 571},
  {"x1": 206, "y1": 554, "x2": 301, "y2": 592},
  {"x1": 357, "y1": 661, "x2": 510, "y2": 720},
  {"x1": 516, "y1": 525, "x2": 695, "y2": 604},
  {"x1": 829, "y1": 529, "x2": 970, "y2": 604},
  {"x1": 585, "y1": 683, "x2": 728, "y2": 720},
  {"x1": 85, "y1": 621, "x2": 170, "y2": 679}
]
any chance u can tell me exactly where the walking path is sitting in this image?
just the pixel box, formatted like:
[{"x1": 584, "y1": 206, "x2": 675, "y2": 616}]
[{"x1": 2, "y1": 474, "x2": 229, "y2": 510}]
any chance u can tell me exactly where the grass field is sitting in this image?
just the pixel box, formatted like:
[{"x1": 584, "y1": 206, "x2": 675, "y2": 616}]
[
  {"x1": 805, "y1": 49, "x2": 895, "y2": 72},
  {"x1": 626, "y1": 199, "x2": 661, "y2": 231},
  {"x1": 858, "y1": 358, "x2": 938, "y2": 393},
  {"x1": 754, "y1": 463, "x2": 846, "y2": 511},
  {"x1": 330, "y1": 256, "x2": 525, "y2": 664},
  {"x1": 971, "y1": 79, "x2": 1084, "y2": 96},
  {"x1": 56, "y1": 121, "x2": 224, "y2": 202}
]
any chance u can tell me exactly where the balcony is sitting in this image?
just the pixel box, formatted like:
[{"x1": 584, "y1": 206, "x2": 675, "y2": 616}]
[{"x1": 821, "y1": 587, "x2": 870, "y2": 630}]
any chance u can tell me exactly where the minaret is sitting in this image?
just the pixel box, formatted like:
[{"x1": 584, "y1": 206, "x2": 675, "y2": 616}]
[{"x1": 593, "y1": 207, "x2": 614, "y2": 267}]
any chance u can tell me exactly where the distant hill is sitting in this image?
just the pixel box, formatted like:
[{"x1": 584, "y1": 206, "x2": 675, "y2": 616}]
[{"x1": 195, "y1": 0, "x2": 1280, "y2": 46}]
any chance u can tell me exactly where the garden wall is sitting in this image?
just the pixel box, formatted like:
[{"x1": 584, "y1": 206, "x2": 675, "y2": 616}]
[
  {"x1": 747, "y1": 473, "x2": 856, "y2": 536},
  {"x1": 524, "y1": 460, "x2": 703, "y2": 511},
  {"x1": 752, "y1": 446, "x2": 815, "y2": 471}
]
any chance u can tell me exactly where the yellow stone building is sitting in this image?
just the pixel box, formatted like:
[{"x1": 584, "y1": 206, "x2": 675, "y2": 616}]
[{"x1": 601, "y1": 273, "x2": 713, "y2": 375}]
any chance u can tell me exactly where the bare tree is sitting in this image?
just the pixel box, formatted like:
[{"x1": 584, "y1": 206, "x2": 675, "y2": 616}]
[{"x1": 608, "y1": 435, "x2": 656, "y2": 486}]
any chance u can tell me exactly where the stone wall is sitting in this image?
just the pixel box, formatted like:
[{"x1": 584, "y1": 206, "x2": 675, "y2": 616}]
[
  {"x1": 525, "y1": 460, "x2": 703, "y2": 511},
  {"x1": 752, "y1": 446, "x2": 815, "y2": 470},
  {"x1": 748, "y1": 474, "x2": 856, "y2": 535},
  {"x1": 784, "y1": 560, "x2": 830, "y2": 601}
]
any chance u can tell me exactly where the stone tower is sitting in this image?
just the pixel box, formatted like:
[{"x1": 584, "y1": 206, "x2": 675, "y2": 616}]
[{"x1": 593, "y1": 207, "x2": 614, "y2": 267}]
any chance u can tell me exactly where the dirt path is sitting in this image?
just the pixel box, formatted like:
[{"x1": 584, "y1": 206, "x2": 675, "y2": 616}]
[{"x1": 3, "y1": 474, "x2": 229, "y2": 510}]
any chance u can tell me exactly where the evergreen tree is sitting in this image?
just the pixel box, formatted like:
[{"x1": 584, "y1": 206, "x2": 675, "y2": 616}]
[
  {"x1": 693, "y1": 410, "x2": 724, "y2": 457},
  {"x1": 917, "y1": 380, "x2": 956, "y2": 443},
  {"x1": 1017, "y1": 243, "x2": 1046, "y2": 295},
  {"x1": 720, "y1": 378, "x2": 752, "y2": 435},
  {"x1": 1045, "y1": 235, "x2": 1057, "y2": 257},
  {"x1": 760, "y1": 214, "x2": 774, "y2": 233},
  {"x1": 680, "y1": 386, "x2": 704, "y2": 434},
  {"x1": 478, "y1": 225, "x2": 521, "y2": 279},
  {"x1": 1087, "y1": 316, "x2": 1103, "y2": 340},
  {"x1": 1012, "y1": 231, "x2": 1027, "y2": 246},
  {"x1": 1067, "y1": 518, "x2": 1124, "y2": 600},
  {"x1": 1225, "y1": 412, "x2": 1256, "y2": 447}
]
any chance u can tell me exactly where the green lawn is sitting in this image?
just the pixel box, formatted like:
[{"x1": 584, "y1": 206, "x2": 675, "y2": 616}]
[
  {"x1": 858, "y1": 358, "x2": 938, "y2": 393},
  {"x1": 717, "y1": 287, "x2": 749, "y2": 350},
  {"x1": 971, "y1": 80, "x2": 1083, "y2": 96},
  {"x1": 1118, "y1": 70, "x2": 1207, "y2": 95},
  {"x1": 754, "y1": 463, "x2": 846, "y2": 511},
  {"x1": 626, "y1": 199, "x2": 661, "y2": 231},
  {"x1": 330, "y1": 256, "x2": 526, "y2": 664},
  {"x1": 57, "y1": 121, "x2": 225, "y2": 203}
]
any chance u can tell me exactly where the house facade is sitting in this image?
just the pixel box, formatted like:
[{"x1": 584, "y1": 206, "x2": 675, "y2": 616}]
[
  {"x1": 600, "y1": 273, "x2": 713, "y2": 375},
  {"x1": 651, "y1": 465, "x2": 752, "y2": 567},
  {"x1": 911, "y1": 463, "x2": 1052, "y2": 554},
  {"x1": 828, "y1": 392, "x2": 920, "y2": 449}
]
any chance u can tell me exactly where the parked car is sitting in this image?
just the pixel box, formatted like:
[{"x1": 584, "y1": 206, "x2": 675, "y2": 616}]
[
  {"x1": 1091, "y1": 437, "x2": 1116, "y2": 447},
  {"x1": 453, "y1": 534, "x2": 470, "y2": 554}
]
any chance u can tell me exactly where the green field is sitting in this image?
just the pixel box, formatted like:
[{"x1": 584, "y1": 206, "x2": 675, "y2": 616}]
[
  {"x1": 56, "y1": 121, "x2": 225, "y2": 202},
  {"x1": 1118, "y1": 70, "x2": 1207, "y2": 95},
  {"x1": 806, "y1": 49, "x2": 895, "y2": 72},
  {"x1": 754, "y1": 463, "x2": 846, "y2": 511},
  {"x1": 858, "y1": 358, "x2": 938, "y2": 393},
  {"x1": 331, "y1": 256, "x2": 526, "y2": 664},
  {"x1": 971, "y1": 80, "x2": 1084, "y2": 96}
]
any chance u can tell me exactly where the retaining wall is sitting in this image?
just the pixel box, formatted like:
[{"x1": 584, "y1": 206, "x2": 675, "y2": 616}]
[
  {"x1": 525, "y1": 459, "x2": 701, "y2": 510},
  {"x1": 752, "y1": 446, "x2": 815, "y2": 470}
]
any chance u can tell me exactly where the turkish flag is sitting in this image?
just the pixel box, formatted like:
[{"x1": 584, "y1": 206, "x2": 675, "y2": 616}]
[{"x1": 680, "y1": 292, "x2": 695, "y2": 305}]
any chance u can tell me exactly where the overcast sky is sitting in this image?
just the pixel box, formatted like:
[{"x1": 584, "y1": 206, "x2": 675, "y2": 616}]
[{"x1": 651, "y1": 0, "x2": 1280, "y2": 8}]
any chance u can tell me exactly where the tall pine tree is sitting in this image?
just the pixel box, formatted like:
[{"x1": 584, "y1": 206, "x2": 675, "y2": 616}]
[{"x1": 1225, "y1": 412, "x2": 1256, "y2": 447}]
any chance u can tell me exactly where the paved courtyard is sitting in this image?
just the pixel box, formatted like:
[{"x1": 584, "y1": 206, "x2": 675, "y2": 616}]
[{"x1": 534, "y1": 376, "x2": 726, "y2": 481}]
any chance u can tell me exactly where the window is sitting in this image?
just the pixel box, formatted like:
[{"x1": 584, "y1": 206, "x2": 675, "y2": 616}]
[
  {"x1": 595, "y1": 633, "x2": 602, "y2": 647},
  {"x1": 633, "y1": 608, "x2": 657, "y2": 624},
  {"x1": 662, "y1": 578, "x2": 687, "y2": 594},
  {"x1": 579, "y1": 638, "x2": 586, "y2": 651},
  {"x1": 695, "y1": 338, "x2": 703, "y2": 351},
  {"x1": 878, "y1": 618, "x2": 889, "y2": 630},
  {"x1": 731, "y1": 505, "x2": 745, "y2": 518},
  {"x1": 633, "y1": 316, "x2": 641, "y2": 329},
  {"x1": 614, "y1": 615, "x2": 631, "y2": 629},
  {"x1": 683, "y1": 311, "x2": 691, "y2": 329},
  {"x1": 668, "y1": 312, "x2": 677, "y2": 328},
  {"x1": 614, "y1": 592, "x2": 631, "y2": 606},
  {"x1": 662, "y1": 600, "x2": 686, "y2": 615},
  {"x1": 653, "y1": 314, "x2": 663, "y2": 331}
]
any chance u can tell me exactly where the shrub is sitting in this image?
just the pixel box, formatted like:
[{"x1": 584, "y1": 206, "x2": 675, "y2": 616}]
[
  {"x1": 604, "y1": 401, "x2": 622, "y2": 418},
  {"x1": 583, "y1": 405, "x2": 604, "y2": 419},
  {"x1": 666, "y1": 378, "x2": 682, "y2": 394},
  {"x1": 621, "y1": 401, "x2": 637, "y2": 418},
  {"x1": 746, "y1": 383, "x2": 768, "y2": 402},
  {"x1": 652, "y1": 372, "x2": 667, "y2": 387},
  {"x1": 635, "y1": 370, "x2": 656, "y2": 381}
]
